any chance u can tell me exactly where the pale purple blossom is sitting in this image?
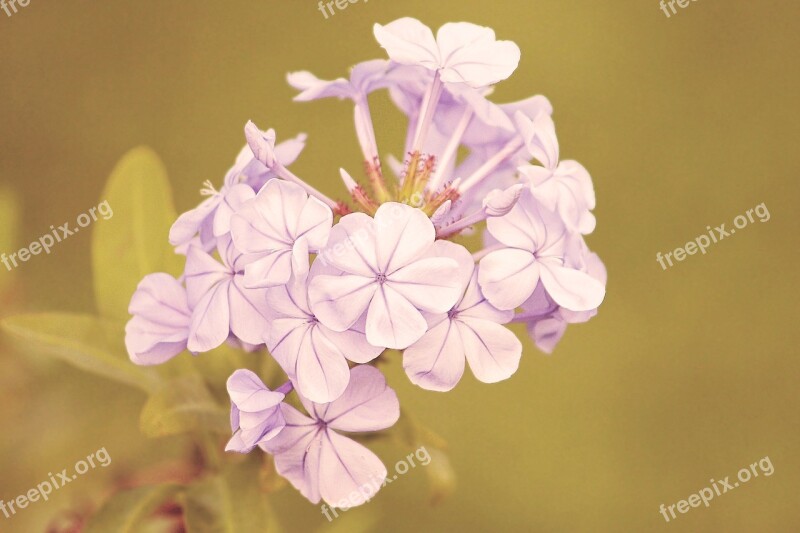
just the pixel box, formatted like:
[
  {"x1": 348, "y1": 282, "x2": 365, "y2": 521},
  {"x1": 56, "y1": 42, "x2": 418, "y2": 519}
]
[
  {"x1": 374, "y1": 18, "x2": 520, "y2": 88},
  {"x1": 309, "y1": 203, "x2": 463, "y2": 349},
  {"x1": 265, "y1": 262, "x2": 383, "y2": 403},
  {"x1": 226, "y1": 370, "x2": 287, "y2": 453},
  {"x1": 184, "y1": 237, "x2": 272, "y2": 352},
  {"x1": 478, "y1": 189, "x2": 606, "y2": 312},
  {"x1": 403, "y1": 242, "x2": 522, "y2": 391},
  {"x1": 169, "y1": 134, "x2": 307, "y2": 251},
  {"x1": 260, "y1": 365, "x2": 400, "y2": 508},
  {"x1": 519, "y1": 161, "x2": 597, "y2": 235},
  {"x1": 230, "y1": 178, "x2": 332, "y2": 289}
]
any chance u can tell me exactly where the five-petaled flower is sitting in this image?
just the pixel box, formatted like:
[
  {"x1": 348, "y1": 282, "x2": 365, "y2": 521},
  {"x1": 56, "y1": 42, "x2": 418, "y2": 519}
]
[
  {"x1": 226, "y1": 369, "x2": 287, "y2": 453},
  {"x1": 260, "y1": 365, "x2": 400, "y2": 508},
  {"x1": 309, "y1": 203, "x2": 463, "y2": 349}
]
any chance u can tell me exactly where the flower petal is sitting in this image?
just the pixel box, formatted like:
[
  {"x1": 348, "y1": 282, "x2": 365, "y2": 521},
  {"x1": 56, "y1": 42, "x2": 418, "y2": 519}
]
[
  {"x1": 169, "y1": 196, "x2": 220, "y2": 247},
  {"x1": 374, "y1": 203, "x2": 435, "y2": 273},
  {"x1": 322, "y1": 365, "x2": 400, "y2": 432},
  {"x1": 213, "y1": 184, "x2": 255, "y2": 237},
  {"x1": 319, "y1": 318, "x2": 384, "y2": 365},
  {"x1": 318, "y1": 430, "x2": 387, "y2": 509},
  {"x1": 457, "y1": 317, "x2": 522, "y2": 383},
  {"x1": 436, "y1": 22, "x2": 521, "y2": 87},
  {"x1": 309, "y1": 274, "x2": 377, "y2": 332},
  {"x1": 456, "y1": 269, "x2": 513, "y2": 324},
  {"x1": 226, "y1": 369, "x2": 285, "y2": 412},
  {"x1": 477, "y1": 248, "x2": 539, "y2": 311},
  {"x1": 243, "y1": 251, "x2": 293, "y2": 289},
  {"x1": 187, "y1": 280, "x2": 231, "y2": 353},
  {"x1": 538, "y1": 261, "x2": 606, "y2": 312},
  {"x1": 403, "y1": 318, "x2": 465, "y2": 392},
  {"x1": 319, "y1": 212, "x2": 378, "y2": 277},
  {"x1": 184, "y1": 246, "x2": 230, "y2": 308},
  {"x1": 293, "y1": 326, "x2": 351, "y2": 403},
  {"x1": 366, "y1": 284, "x2": 428, "y2": 349},
  {"x1": 373, "y1": 18, "x2": 440, "y2": 70},
  {"x1": 228, "y1": 276, "x2": 271, "y2": 345},
  {"x1": 386, "y1": 257, "x2": 461, "y2": 313}
]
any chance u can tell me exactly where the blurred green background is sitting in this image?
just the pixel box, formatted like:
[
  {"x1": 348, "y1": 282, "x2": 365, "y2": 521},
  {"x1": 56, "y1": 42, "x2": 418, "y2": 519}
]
[{"x1": 1, "y1": 0, "x2": 799, "y2": 531}]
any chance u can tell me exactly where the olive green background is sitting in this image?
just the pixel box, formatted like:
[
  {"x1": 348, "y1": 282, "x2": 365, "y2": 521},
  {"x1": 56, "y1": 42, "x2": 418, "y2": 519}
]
[{"x1": 1, "y1": 0, "x2": 799, "y2": 531}]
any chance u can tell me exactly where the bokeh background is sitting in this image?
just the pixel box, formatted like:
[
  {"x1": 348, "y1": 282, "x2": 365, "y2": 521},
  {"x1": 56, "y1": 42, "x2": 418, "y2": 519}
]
[{"x1": 1, "y1": 0, "x2": 799, "y2": 531}]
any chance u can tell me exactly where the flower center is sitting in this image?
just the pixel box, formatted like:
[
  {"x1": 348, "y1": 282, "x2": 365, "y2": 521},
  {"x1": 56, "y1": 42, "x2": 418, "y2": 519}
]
[{"x1": 375, "y1": 273, "x2": 387, "y2": 284}]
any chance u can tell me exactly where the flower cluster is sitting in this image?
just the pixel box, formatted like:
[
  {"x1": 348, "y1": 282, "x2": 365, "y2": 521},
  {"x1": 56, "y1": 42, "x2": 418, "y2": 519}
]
[{"x1": 125, "y1": 17, "x2": 606, "y2": 509}]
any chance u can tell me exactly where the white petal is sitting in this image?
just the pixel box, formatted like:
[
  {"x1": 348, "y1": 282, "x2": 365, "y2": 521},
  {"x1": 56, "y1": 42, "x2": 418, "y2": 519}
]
[
  {"x1": 386, "y1": 257, "x2": 461, "y2": 313},
  {"x1": 319, "y1": 319, "x2": 384, "y2": 364},
  {"x1": 169, "y1": 196, "x2": 220, "y2": 246},
  {"x1": 213, "y1": 184, "x2": 255, "y2": 237},
  {"x1": 457, "y1": 317, "x2": 522, "y2": 383},
  {"x1": 366, "y1": 284, "x2": 428, "y2": 349},
  {"x1": 294, "y1": 326, "x2": 351, "y2": 403},
  {"x1": 226, "y1": 369, "x2": 284, "y2": 412},
  {"x1": 187, "y1": 281, "x2": 231, "y2": 353},
  {"x1": 322, "y1": 365, "x2": 400, "y2": 432},
  {"x1": 242, "y1": 250, "x2": 293, "y2": 289},
  {"x1": 373, "y1": 203, "x2": 435, "y2": 273},
  {"x1": 538, "y1": 262, "x2": 606, "y2": 312},
  {"x1": 184, "y1": 246, "x2": 230, "y2": 309},
  {"x1": 228, "y1": 276, "x2": 271, "y2": 345},
  {"x1": 428, "y1": 240, "x2": 474, "y2": 294},
  {"x1": 230, "y1": 201, "x2": 290, "y2": 255},
  {"x1": 373, "y1": 18, "x2": 440, "y2": 69},
  {"x1": 436, "y1": 22, "x2": 521, "y2": 87},
  {"x1": 403, "y1": 318, "x2": 465, "y2": 392},
  {"x1": 309, "y1": 274, "x2": 378, "y2": 332},
  {"x1": 477, "y1": 248, "x2": 539, "y2": 311},
  {"x1": 318, "y1": 430, "x2": 387, "y2": 509},
  {"x1": 456, "y1": 269, "x2": 513, "y2": 323},
  {"x1": 320, "y1": 212, "x2": 378, "y2": 277}
]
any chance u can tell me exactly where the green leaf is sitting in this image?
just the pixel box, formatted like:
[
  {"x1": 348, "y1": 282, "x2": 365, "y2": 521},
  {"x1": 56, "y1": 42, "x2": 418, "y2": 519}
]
[
  {"x1": 140, "y1": 374, "x2": 229, "y2": 438},
  {"x1": 181, "y1": 457, "x2": 282, "y2": 533},
  {"x1": 83, "y1": 483, "x2": 181, "y2": 533},
  {"x1": 92, "y1": 146, "x2": 183, "y2": 320},
  {"x1": 0, "y1": 312, "x2": 159, "y2": 393}
]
